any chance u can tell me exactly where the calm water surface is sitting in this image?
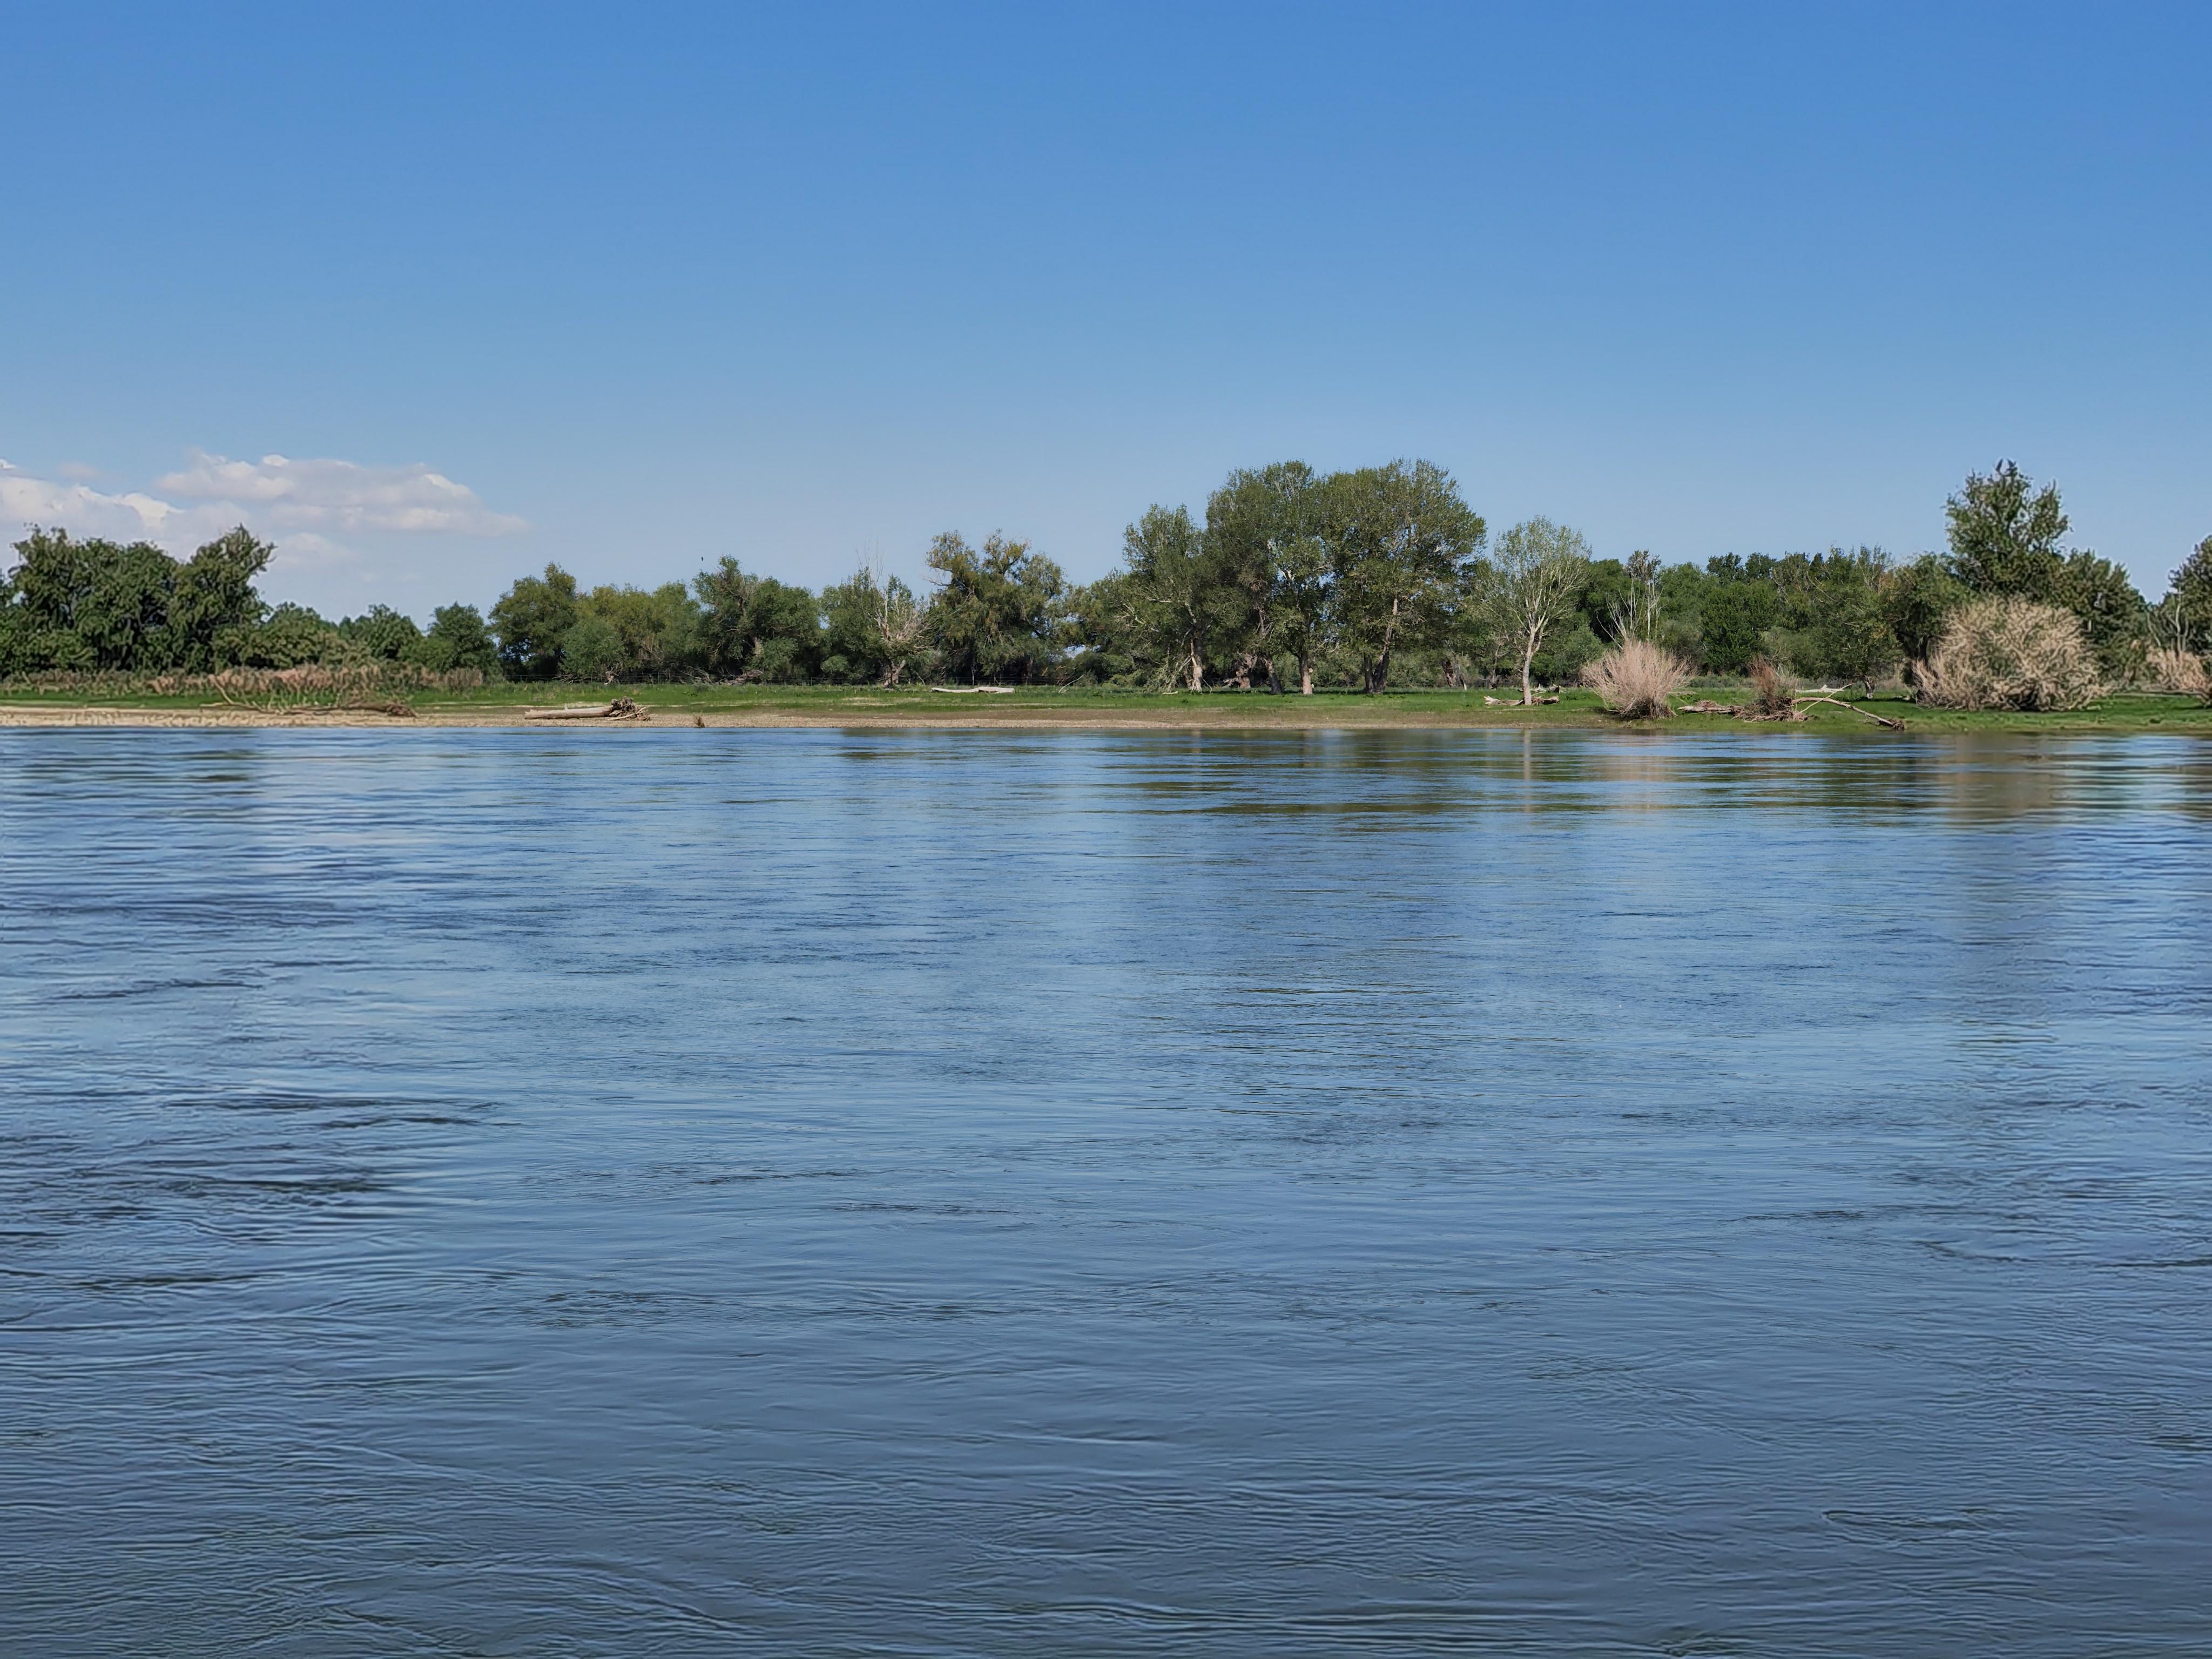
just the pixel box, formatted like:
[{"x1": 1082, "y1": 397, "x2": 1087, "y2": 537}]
[{"x1": 3, "y1": 728, "x2": 2209, "y2": 1656}]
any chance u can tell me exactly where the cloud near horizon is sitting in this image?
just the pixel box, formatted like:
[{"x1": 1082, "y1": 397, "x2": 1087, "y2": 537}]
[{"x1": 0, "y1": 451, "x2": 527, "y2": 557}]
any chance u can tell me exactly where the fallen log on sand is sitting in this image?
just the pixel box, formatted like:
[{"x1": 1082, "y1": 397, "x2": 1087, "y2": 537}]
[{"x1": 524, "y1": 698, "x2": 649, "y2": 721}]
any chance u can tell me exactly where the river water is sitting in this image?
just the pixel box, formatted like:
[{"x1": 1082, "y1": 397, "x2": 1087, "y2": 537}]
[{"x1": 3, "y1": 727, "x2": 2208, "y2": 1655}]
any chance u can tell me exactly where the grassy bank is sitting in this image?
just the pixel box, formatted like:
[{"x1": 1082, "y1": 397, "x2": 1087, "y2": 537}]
[{"x1": 3, "y1": 679, "x2": 2210, "y2": 732}]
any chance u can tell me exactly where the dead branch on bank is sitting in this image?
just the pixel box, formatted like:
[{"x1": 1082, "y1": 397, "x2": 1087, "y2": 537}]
[{"x1": 524, "y1": 698, "x2": 649, "y2": 721}]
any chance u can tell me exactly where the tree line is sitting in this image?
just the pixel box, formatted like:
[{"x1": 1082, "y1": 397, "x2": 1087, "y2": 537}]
[
  {"x1": 5, "y1": 458, "x2": 2208, "y2": 690},
  {"x1": 0, "y1": 527, "x2": 500, "y2": 678}
]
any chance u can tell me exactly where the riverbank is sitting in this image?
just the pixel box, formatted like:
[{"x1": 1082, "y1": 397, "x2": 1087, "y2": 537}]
[{"x1": 3, "y1": 684, "x2": 2210, "y2": 732}]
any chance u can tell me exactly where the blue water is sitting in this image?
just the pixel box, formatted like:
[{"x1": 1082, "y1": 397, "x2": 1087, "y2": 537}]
[{"x1": 3, "y1": 727, "x2": 2209, "y2": 1656}]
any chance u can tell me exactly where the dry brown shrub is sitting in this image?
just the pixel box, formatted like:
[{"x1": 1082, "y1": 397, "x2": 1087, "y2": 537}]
[
  {"x1": 1914, "y1": 596, "x2": 2101, "y2": 711},
  {"x1": 1745, "y1": 657, "x2": 1802, "y2": 720},
  {"x1": 1583, "y1": 638, "x2": 1690, "y2": 718},
  {"x1": 2144, "y1": 645, "x2": 2211, "y2": 702}
]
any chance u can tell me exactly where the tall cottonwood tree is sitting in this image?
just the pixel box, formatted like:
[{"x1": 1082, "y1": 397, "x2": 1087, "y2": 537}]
[
  {"x1": 1118, "y1": 505, "x2": 1216, "y2": 691},
  {"x1": 1321, "y1": 460, "x2": 1484, "y2": 694},
  {"x1": 1205, "y1": 462, "x2": 1324, "y2": 691},
  {"x1": 925, "y1": 531, "x2": 1065, "y2": 684},
  {"x1": 1489, "y1": 517, "x2": 1591, "y2": 705}
]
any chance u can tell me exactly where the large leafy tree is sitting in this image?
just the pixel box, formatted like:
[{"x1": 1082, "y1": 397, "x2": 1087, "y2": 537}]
[
  {"x1": 1945, "y1": 460, "x2": 2068, "y2": 598},
  {"x1": 1697, "y1": 555, "x2": 1782, "y2": 672},
  {"x1": 1320, "y1": 460, "x2": 1484, "y2": 694},
  {"x1": 1205, "y1": 462, "x2": 1324, "y2": 691},
  {"x1": 1117, "y1": 505, "x2": 1218, "y2": 691},
  {"x1": 2052, "y1": 550, "x2": 2147, "y2": 676},
  {"x1": 565, "y1": 582, "x2": 704, "y2": 682},
  {"x1": 1880, "y1": 554, "x2": 1966, "y2": 664},
  {"x1": 168, "y1": 527, "x2": 275, "y2": 669},
  {"x1": 694, "y1": 557, "x2": 820, "y2": 680},
  {"x1": 1487, "y1": 517, "x2": 1590, "y2": 705},
  {"x1": 338, "y1": 604, "x2": 423, "y2": 660},
  {"x1": 820, "y1": 565, "x2": 928, "y2": 685},
  {"x1": 490, "y1": 563, "x2": 579, "y2": 680},
  {"x1": 5, "y1": 529, "x2": 178, "y2": 670},
  {"x1": 410, "y1": 604, "x2": 500, "y2": 674},
  {"x1": 925, "y1": 532, "x2": 1065, "y2": 684}
]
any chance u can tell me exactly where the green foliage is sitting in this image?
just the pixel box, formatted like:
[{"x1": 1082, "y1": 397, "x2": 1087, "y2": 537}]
[
  {"x1": 1942, "y1": 460, "x2": 2145, "y2": 671},
  {"x1": 1697, "y1": 556, "x2": 1782, "y2": 673},
  {"x1": 1486, "y1": 516, "x2": 1590, "y2": 702},
  {"x1": 1946, "y1": 460, "x2": 2068, "y2": 597},
  {"x1": 1776, "y1": 548, "x2": 1898, "y2": 686},
  {"x1": 490, "y1": 564, "x2": 579, "y2": 680},
  {"x1": 2168, "y1": 536, "x2": 2212, "y2": 650},
  {"x1": 169, "y1": 528, "x2": 276, "y2": 670},
  {"x1": 1060, "y1": 572, "x2": 1143, "y2": 685},
  {"x1": 1880, "y1": 554, "x2": 1965, "y2": 664},
  {"x1": 926, "y1": 532, "x2": 1066, "y2": 684},
  {"x1": 1322, "y1": 460, "x2": 1485, "y2": 694},
  {"x1": 236, "y1": 602, "x2": 341, "y2": 668},
  {"x1": 1117, "y1": 504, "x2": 1219, "y2": 690},
  {"x1": 568, "y1": 582, "x2": 703, "y2": 681},
  {"x1": 407, "y1": 604, "x2": 500, "y2": 675},
  {"x1": 694, "y1": 557, "x2": 820, "y2": 681},
  {"x1": 338, "y1": 604, "x2": 423, "y2": 660},
  {"x1": 820, "y1": 566, "x2": 928, "y2": 685},
  {"x1": 1532, "y1": 617, "x2": 1604, "y2": 685},
  {"x1": 2052, "y1": 550, "x2": 2147, "y2": 677},
  {"x1": 1206, "y1": 461, "x2": 1326, "y2": 691},
  {"x1": 1, "y1": 523, "x2": 274, "y2": 673}
]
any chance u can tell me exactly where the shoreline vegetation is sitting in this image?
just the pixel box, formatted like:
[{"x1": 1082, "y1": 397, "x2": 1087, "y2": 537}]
[
  {"x1": 5, "y1": 457, "x2": 2209, "y2": 736},
  {"x1": 3, "y1": 682, "x2": 2209, "y2": 733}
]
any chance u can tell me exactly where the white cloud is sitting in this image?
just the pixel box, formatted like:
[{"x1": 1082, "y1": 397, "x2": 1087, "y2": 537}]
[
  {"x1": 0, "y1": 460, "x2": 200, "y2": 542},
  {"x1": 155, "y1": 451, "x2": 528, "y2": 537},
  {"x1": 0, "y1": 451, "x2": 527, "y2": 557}
]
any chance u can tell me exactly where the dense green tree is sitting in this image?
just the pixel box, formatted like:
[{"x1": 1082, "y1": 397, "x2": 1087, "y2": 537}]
[
  {"x1": 1320, "y1": 460, "x2": 1484, "y2": 695},
  {"x1": 1880, "y1": 554, "x2": 1965, "y2": 664},
  {"x1": 408, "y1": 604, "x2": 500, "y2": 674},
  {"x1": 566, "y1": 582, "x2": 703, "y2": 681},
  {"x1": 1697, "y1": 556, "x2": 1782, "y2": 672},
  {"x1": 1206, "y1": 462, "x2": 1324, "y2": 691},
  {"x1": 2052, "y1": 550, "x2": 2147, "y2": 676},
  {"x1": 1946, "y1": 461, "x2": 2068, "y2": 598},
  {"x1": 821, "y1": 565, "x2": 928, "y2": 685},
  {"x1": 338, "y1": 603, "x2": 423, "y2": 660},
  {"x1": 1117, "y1": 505, "x2": 1219, "y2": 691},
  {"x1": 239, "y1": 602, "x2": 341, "y2": 668},
  {"x1": 694, "y1": 557, "x2": 820, "y2": 680},
  {"x1": 1060, "y1": 572, "x2": 1143, "y2": 685},
  {"x1": 1486, "y1": 516, "x2": 1590, "y2": 705},
  {"x1": 169, "y1": 528, "x2": 275, "y2": 670},
  {"x1": 490, "y1": 564, "x2": 579, "y2": 680},
  {"x1": 1800, "y1": 549, "x2": 1898, "y2": 686},
  {"x1": 925, "y1": 532, "x2": 1065, "y2": 684},
  {"x1": 4, "y1": 529, "x2": 178, "y2": 670}
]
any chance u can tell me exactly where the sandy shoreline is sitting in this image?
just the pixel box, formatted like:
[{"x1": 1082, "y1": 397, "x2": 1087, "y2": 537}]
[{"x1": 0, "y1": 703, "x2": 1617, "y2": 732}]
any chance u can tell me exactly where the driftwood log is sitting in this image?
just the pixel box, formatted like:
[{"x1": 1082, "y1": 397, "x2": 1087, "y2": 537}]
[
  {"x1": 524, "y1": 698, "x2": 649, "y2": 721},
  {"x1": 1795, "y1": 694, "x2": 1905, "y2": 730}
]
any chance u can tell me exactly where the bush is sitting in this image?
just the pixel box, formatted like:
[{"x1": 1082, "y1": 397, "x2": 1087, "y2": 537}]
[
  {"x1": 2144, "y1": 645, "x2": 2211, "y2": 702},
  {"x1": 1583, "y1": 638, "x2": 1689, "y2": 718},
  {"x1": 1914, "y1": 596, "x2": 2100, "y2": 711}
]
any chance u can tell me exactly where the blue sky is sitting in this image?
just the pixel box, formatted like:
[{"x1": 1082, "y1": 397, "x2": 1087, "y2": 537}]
[{"x1": 3, "y1": 1, "x2": 2206, "y2": 617}]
